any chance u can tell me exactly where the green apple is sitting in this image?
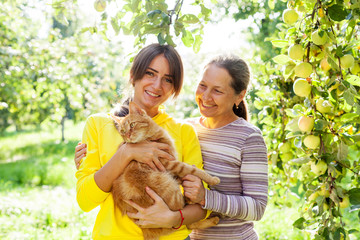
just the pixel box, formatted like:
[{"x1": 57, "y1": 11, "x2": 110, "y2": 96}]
[
  {"x1": 320, "y1": 58, "x2": 331, "y2": 72},
  {"x1": 282, "y1": 9, "x2": 299, "y2": 25},
  {"x1": 304, "y1": 135, "x2": 320, "y2": 149},
  {"x1": 288, "y1": 44, "x2": 305, "y2": 61},
  {"x1": 350, "y1": 61, "x2": 360, "y2": 74},
  {"x1": 308, "y1": 191, "x2": 319, "y2": 201},
  {"x1": 339, "y1": 195, "x2": 350, "y2": 208},
  {"x1": 94, "y1": 0, "x2": 106, "y2": 12},
  {"x1": 278, "y1": 142, "x2": 291, "y2": 153},
  {"x1": 340, "y1": 54, "x2": 355, "y2": 69},
  {"x1": 311, "y1": 160, "x2": 327, "y2": 175},
  {"x1": 319, "y1": 184, "x2": 330, "y2": 197},
  {"x1": 316, "y1": 98, "x2": 332, "y2": 114},
  {"x1": 281, "y1": 152, "x2": 293, "y2": 162},
  {"x1": 293, "y1": 78, "x2": 311, "y2": 97},
  {"x1": 311, "y1": 30, "x2": 328, "y2": 46},
  {"x1": 294, "y1": 62, "x2": 312, "y2": 78},
  {"x1": 298, "y1": 116, "x2": 314, "y2": 132}
]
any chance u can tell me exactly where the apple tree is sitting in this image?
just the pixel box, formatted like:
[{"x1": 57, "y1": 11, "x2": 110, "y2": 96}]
[{"x1": 253, "y1": 0, "x2": 360, "y2": 238}]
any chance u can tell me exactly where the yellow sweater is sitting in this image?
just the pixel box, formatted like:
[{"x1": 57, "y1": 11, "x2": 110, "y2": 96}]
[{"x1": 76, "y1": 108, "x2": 203, "y2": 240}]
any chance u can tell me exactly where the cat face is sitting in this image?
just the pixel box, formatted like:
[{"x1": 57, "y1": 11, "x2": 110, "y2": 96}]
[
  {"x1": 111, "y1": 102, "x2": 151, "y2": 143},
  {"x1": 118, "y1": 116, "x2": 149, "y2": 143}
]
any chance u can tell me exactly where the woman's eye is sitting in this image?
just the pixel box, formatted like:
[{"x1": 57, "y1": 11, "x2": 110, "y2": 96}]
[
  {"x1": 145, "y1": 71, "x2": 154, "y2": 77},
  {"x1": 165, "y1": 78, "x2": 173, "y2": 84}
]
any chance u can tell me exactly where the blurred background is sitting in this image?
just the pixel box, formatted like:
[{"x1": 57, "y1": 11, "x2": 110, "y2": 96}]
[{"x1": 1, "y1": 0, "x2": 359, "y2": 239}]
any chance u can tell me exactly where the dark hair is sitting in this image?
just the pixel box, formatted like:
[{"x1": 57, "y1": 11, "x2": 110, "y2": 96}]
[
  {"x1": 206, "y1": 55, "x2": 250, "y2": 121},
  {"x1": 113, "y1": 44, "x2": 184, "y2": 117},
  {"x1": 130, "y1": 43, "x2": 183, "y2": 98}
]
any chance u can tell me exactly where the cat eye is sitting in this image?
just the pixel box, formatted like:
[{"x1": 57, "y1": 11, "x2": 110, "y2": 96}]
[{"x1": 130, "y1": 122, "x2": 135, "y2": 128}]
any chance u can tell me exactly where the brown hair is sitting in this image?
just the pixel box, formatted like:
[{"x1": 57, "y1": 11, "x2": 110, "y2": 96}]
[
  {"x1": 130, "y1": 43, "x2": 183, "y2": 98},
  {"x1": 207, "y1": 55, "x2": 250, "y2": 121},
  {"x1": 113, "y1": 44, "x2": 183, "y2": 117}
]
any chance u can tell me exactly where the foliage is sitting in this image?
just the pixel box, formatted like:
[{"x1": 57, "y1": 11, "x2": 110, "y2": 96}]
[
  {"x1": 0, "y1": 0, "x2": 126, "y2": 139},
  {"x1": 252, "y1": 0, "x2": 360, "y2": 238},
  {"x1": 52, "y1": 0, "x2": 360, "y2": 238}
]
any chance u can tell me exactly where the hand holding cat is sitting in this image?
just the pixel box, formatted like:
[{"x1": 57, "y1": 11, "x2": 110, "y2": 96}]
[
  {"x1": 74, "y1": 142, "x2": 86, "y2": 170},
  {"x1": 125, "y1": 186, "x2": 180, "y2": 229},
  {"x1": 182, "y1": 174, "x2": 206, "y2": 206},
  {"x1": 122, "y1": 141, "x2": 175, "y2": 172}
]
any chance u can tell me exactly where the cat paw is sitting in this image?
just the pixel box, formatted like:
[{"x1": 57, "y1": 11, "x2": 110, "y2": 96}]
[{"x1": 209, "y1": 177, "x2": 220, "y2": 185}]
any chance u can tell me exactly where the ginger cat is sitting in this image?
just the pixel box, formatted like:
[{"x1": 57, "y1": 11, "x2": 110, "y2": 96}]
[{"x1": 111, "y1": 102, "x2": 220, "y2": 240}]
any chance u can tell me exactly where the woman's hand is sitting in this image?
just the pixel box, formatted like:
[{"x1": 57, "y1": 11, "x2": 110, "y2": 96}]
[
  {"x1": 125, "y1": 187, "x2": 180, "y2": 229},
  {"x1": 74, "y1": 142, "x2": 87, "y2": 170},
  {"x1": 182, "y1": 174, "x2": 206, "y2": 206},
  {"x1": 122, "y1": 141, "x2": 175, "y2": 172}
]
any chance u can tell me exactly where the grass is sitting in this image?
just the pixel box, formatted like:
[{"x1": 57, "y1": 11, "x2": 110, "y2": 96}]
[{"x1": 0, "y1": 120, "x2": 358, "y2": 239}]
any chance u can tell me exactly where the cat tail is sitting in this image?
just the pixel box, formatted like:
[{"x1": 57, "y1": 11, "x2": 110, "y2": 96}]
[
  {"x1": 187, "y1": 216, "x2": 220, "y2": 230},
  {"x1": 160, "y1": 159, "x2": 220, "y2": 186}
]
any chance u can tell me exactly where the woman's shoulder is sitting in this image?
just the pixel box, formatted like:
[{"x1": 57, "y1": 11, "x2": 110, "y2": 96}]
[
  {"x1": 234, "y1": 118, "x2": 263, "y2": 136},
  {"x1": 84, "y1": 112, "x2": 114, "y2": 128}
]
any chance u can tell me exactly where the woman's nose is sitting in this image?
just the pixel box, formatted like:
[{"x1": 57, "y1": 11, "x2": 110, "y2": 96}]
[{"x1": 153, "y1": 76, "x2": 162, "y2": 89}]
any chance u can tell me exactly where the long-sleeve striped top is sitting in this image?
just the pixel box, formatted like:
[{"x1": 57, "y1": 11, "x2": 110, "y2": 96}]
[{"x1": 188, "y1": 117, "x2": 268, "y2": 240}]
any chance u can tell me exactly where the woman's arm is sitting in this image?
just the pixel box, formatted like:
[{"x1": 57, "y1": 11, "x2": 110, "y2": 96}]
[
  {"x1": 183, "y1": 129, "x2": 268, "y2": 221},
  {"x1": 126, "y1": 187, "x2": 206, "y2": 228}
]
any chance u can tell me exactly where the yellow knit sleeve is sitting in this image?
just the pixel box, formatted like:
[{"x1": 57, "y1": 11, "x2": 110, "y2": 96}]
[{"x1": 75, "y1": 115, "x2": 110, "y2": 212}]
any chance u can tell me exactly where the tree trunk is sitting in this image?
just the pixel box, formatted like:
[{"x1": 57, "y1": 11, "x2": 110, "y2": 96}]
[{"x1": 61, "y1": 116, "x2": 66, "y2": 142}]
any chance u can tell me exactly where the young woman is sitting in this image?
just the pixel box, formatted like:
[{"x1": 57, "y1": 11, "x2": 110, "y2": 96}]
[
  {"x1": 183, "y1": 56, "x2": 268, "y2": 240},
  {"x1": 75, "y1": 54, "x2": 268, "y2": 239},
  {"x1": 75, "y1": 43, "x2": 207, "y2": 240}
]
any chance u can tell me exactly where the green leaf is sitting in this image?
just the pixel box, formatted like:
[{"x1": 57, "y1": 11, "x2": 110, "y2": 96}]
[
  {"x1": 165, "y1": 35, "x2": 176, "y2": 47},
  {"x1": 343, "y1": 89, "x2": 355, "y2": 105},
  {"x1": 181, "y1": 30, "x2": 194, "y2": 47},
  {"x1": 157, "y1": 33, "x2": 166, "y2": 45},
  {"x1": 314, "y1": 119, "x2": 328, "y2": 131},
  {"x1": 271, "y1": 40, "x2": 289, "y2": 48},
  {"x1": 193, "y1": 35, "x2": 202, "y2": 53},
  {"x1": 293, "y1": 217, "x2": 306, "y2": 229},
  {"x1": 111, "y1": 17, "x2": 120, "y2": 35},
  {"x1": 291, "y1": 156, "x2": 311, "y2": 164},
  {"x1": 272, "y1": 54, "x2": 291, "y2": 64},
  {"x1": 178, "y1": 14, "x2": 199, "y2": 24},
  {"x1": 345, "y1": 75, "x2": 360, "y2": 86},
  {"x1": 349, "y1": 188, "x2": 360, "y2": 205},
  {"x1": 328, "y1": 4, "x2": 349, "y2": 22},
  {"x1": 147, "y1": 9, "x2": 162, "y2": 19},
  {"x1": 337, "y1": 141, "x2": 348, "y2": 162},
  {"x1": 340, "y1": 113, "x2": 359, "y2": 122}
]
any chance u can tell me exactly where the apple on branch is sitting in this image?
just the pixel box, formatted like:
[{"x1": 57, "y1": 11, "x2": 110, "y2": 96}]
[
  {"x1": 282, "y1": 9, "x2": 299, "y2": 25},
  {"x1": 298, "y1": 116, "x2": 314, "y2": 132},
  {"x1": 340, "y1": 54, "x2": 355, "y2": 69},
  {"x1": 312, "y1": 30, "x2": 328, "y2": 46},
  {"x1": 304, "y1": 135, "x2": 320, "y2": 149},
  {"x1": 94, "y1": 0, "x2": 106, "y2": 12},
  {"x1": 294, "y1": 62, "x2": 312, "y2": 78},
  {"x1": 293, "y1": 78, "x2": 311, "y2": 97},
  {"x1": 316, "y1": 98, "x2": 333, "y2": 114},
  {"x1": 311, "y1": 160, "x2": 327, "y2": 176},
  {"x1": 288, "y1": 44, "x2": 305, "y2": 61}
]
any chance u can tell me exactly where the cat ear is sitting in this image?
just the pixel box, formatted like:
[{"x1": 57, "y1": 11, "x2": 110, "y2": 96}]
[
  {"x1": 129, "y1": 102, "x2": 146, "y2": 116},
  {"x1": 110, "y1": 114, "x2": 122, "y2": 124}
]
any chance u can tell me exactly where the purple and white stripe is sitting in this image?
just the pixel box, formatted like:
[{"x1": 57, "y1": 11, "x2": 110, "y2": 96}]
[{"x1": 189, "y1": 118, "x2": 268, "y2": 240}]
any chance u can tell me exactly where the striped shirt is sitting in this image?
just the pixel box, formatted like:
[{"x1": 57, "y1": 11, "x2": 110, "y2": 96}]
[{"x1": 189, "y1": 117, "x2": 268, "y2": 240}]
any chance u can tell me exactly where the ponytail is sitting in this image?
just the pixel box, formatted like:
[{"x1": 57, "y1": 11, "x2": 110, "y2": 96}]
[{"x1": 233, "y1": 100, "x2": 248, "y2": 121}]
